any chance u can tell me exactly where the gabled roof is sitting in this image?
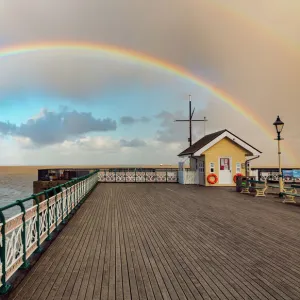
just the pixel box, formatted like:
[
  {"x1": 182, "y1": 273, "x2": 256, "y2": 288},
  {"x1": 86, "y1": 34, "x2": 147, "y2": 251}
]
[{"x1": 178, "y1": 129, "x2": 262, "y2": 157}]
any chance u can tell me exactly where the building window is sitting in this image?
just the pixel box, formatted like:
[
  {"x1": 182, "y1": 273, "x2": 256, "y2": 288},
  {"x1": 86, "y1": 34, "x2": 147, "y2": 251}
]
[
  {"x1": 220, "y1": 158, "x2": 230, "y2": 170},
  {"x1": 210, "y1": 162, "x2": 215, "y2": 173},
  {"x1": 199, "y1": 161, "x2": 204, "y2": 173},
  {"x1": 236, "y1": 162, "x2": 241, "y2": 173}
]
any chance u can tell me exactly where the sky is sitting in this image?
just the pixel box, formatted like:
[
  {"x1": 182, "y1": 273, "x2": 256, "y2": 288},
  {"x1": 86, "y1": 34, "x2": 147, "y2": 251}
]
[{"x1": 0, "y1": 0, "x2": 299, "y2": 166}]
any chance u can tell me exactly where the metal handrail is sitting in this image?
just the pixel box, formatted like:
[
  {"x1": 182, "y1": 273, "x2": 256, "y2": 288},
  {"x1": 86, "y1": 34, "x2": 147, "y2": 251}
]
[{"x1": 0, "y1": 170, "x2": 99, "y2": 294}]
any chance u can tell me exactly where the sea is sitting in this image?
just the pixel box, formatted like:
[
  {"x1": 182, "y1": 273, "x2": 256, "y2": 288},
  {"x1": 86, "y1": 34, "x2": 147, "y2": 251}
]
[{"x1": 0, "y1": 173, "x2": 36, "y2": 218}]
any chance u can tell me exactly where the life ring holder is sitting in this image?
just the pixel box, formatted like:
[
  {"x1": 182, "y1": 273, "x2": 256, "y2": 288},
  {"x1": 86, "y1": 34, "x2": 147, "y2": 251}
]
[
  {"x1": 207, "y1": 173, "x2": 218, "y2": 184},
  {"x1": 233, "y1": 173, "x2": 243, "y2": 183}
]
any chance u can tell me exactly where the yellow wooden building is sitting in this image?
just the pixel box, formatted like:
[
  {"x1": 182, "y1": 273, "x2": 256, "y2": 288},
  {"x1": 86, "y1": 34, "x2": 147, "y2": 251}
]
[{"x1": 178, "y1": 129, "x2": 262, "y2": 186}]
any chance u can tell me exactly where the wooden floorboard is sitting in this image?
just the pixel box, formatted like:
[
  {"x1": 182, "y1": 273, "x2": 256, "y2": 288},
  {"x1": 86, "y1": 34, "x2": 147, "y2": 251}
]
[{"x1": 6, "y1": 183, "x2": 300, "y2": 300}]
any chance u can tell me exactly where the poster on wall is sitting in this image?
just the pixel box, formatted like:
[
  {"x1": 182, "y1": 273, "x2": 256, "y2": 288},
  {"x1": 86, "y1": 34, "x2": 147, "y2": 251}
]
[
  {"x1": 293, "y1": 170, "x2": 300, "y2": 182},
  {"x1": 282, "y1": 170, "x2": 293, "y2": 182}
]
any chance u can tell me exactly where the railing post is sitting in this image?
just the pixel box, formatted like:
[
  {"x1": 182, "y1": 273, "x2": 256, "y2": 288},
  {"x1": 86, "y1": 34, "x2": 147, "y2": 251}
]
[
  {"x1": 166, "y1": 171, "x2": 167, "y2": 182},
  {"x1": 54, "y1": 186, "x2": 59, "y2": 231},
  {"x1": 82, "y1": 178, "x2": 85, "y2": 201},
  {"x1": 74, "y1": 180, "x2": 79, "y2": 208},
  {"x1": 79, "y1": 181, "x2": 82, "y2": 203},
  {"x1": 78, "y1": 179, "x2": 81, "y2": 203},
  {"x1": 45, "y1": 189, "x2": 52, "y2": 241},
  {"x1": 16, "y1": 200, "x2": 30, "y2": 270},
  {"x1": 32, "y1": 194, "x2": 42, "y2": 253},
  {"x1": 69, "y1": 181, "x2": 74, "y2": 214},
  {"x1": 0, "y1": 210, "x2": 11, "y2": 294},
  {"x1": 65, "y1": 183, "x2": 69, "y2": 220},
  {"x1": 73, "y1": 180, "x2": 77, "y2": 209},
  {"x1": 61, "y1": 184, "x2": 67, "y2": 225},
  {"x1": 84, "y1": 177, "x2": 87, "y2": 198}
]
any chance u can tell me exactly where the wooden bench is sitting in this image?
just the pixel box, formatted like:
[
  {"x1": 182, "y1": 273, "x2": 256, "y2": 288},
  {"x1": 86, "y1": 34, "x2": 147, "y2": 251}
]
[
  {"x1": 246, "y1": 180, "x2": 268, "y2": 197},
  {"x1": 291, "y1": 184, "x2": 300, "y2": 190},
  {"x1": 268, "y1": 184, "x2": 296, "y2": 193},
  {"x1": 282, "y1": 184, "x2": 300, "y2": 203},
  {"x1": 240, "y1": 180, "x2": 251, "y2": 194}
]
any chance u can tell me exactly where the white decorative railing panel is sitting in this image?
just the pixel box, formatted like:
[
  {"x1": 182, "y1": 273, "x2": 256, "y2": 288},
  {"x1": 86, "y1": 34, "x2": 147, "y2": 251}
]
[
  {"x1": 0, "y1": 170, "x2": 99, "y2": 294},
  {"x1": 97, "y1": 169, "x2": 178, "y2": 183},
  {"x1": 178, "y1": 170, "x2": 199, "y2": 185}
]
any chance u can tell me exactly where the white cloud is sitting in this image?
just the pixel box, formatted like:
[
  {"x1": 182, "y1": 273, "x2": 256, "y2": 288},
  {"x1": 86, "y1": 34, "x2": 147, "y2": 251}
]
[
  {"x1": 0, "y1": 108, "x2": 117, "y2": 146},
  {"x1": 0, "y1": 0, "x2": 299, "y2": 165},
  {"x1": 12, "y1": 136, "x2": 33, "y2": 148}
]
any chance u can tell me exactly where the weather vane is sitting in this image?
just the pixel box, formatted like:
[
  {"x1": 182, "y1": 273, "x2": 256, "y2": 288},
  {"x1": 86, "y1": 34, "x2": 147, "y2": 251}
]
[{"x1": 174, "y1": 95, "x2": 207, "y2": 146}]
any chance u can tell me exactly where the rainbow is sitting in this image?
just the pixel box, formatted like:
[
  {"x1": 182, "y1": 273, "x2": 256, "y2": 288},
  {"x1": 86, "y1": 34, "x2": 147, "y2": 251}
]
[
  {"x1": 0, "y1": 41, "x2": 297, "y2": 163},
  {"x1": 210, "y1": 0, "x2": 300, "y2": 58}
]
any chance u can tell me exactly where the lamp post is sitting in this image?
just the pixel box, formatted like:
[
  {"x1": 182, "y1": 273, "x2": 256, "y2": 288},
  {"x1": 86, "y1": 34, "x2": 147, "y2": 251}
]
[{"x1": 273, "y1": 116, "x2": 284, "y2": 197}]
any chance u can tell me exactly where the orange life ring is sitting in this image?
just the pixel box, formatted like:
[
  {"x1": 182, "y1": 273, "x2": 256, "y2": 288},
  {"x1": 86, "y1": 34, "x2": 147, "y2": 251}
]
[
  {"x1": 233, "y1": 173, "x2": 243, "y2": 183},
  {"x1": 207, "y1": 173, "x2": 218, "y2": 184}
]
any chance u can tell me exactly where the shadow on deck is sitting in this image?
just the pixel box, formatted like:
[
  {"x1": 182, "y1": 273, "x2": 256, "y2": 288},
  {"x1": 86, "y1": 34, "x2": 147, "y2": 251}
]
[{"x1": 4, "y1": 184, "x2": 300, "y2": 300}]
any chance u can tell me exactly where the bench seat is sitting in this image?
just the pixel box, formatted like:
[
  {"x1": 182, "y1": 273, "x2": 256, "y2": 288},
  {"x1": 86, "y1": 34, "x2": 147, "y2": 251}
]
[
  {"x1": 282, "y1": 192, "x2": 300, "y2": 203},
  {"x1": 240, "y1": 180, "x2": 267, "y2": 197}
]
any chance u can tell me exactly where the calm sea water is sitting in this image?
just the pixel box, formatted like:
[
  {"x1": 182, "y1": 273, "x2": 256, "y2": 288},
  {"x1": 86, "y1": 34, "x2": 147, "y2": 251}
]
[{"x1": 0, "y1": 173, "x2": 36, "y2": 218}]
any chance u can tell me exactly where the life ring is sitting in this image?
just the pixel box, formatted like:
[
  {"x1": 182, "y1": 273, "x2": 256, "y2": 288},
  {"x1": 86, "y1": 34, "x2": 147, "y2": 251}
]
[
  {"x1": 233, "y1": 173, "x2": 243, "y2": 183},
  {"x1": 207, "y1": 173, "x2": 218, "y2": 184}
]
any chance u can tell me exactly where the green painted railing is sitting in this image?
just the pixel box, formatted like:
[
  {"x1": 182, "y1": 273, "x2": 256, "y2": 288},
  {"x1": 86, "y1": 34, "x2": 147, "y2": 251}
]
[{"x1": 0, "y1": 170, "x2": 99, "y2": 294}]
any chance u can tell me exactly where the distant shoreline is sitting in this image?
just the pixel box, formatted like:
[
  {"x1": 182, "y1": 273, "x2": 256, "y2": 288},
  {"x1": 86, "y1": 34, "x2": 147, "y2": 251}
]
[
  {"x1": 0, "y1": 165, "x2": 180, "y2": 174},
  {"x1": 0, "y1": 165, "x2": 299, "y2": 175}
]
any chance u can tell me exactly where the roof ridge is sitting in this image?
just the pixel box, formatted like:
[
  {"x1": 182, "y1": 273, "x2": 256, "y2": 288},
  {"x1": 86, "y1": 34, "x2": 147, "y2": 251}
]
[{"x1": 178, "y1": 129, "x2": 261, "y2": 156}]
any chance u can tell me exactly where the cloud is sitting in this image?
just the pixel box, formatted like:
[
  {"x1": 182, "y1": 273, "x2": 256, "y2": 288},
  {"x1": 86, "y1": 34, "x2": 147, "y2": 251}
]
[
  {"x1": 63, "y1": 136, "x2": 121, "y2": 153},
  {"x1": 120, "y1": 116, "x2": 150, "y2": 125},
  {"x1": 0, "y1": 108, "x2": 117, "y2": 146},
  {"x1": 0, "y1": 1, "x2": 299, "y2": 165},
  {"x1": 0, "y1": 121, "x2": 16, "y2": 135},
  {"x1": 7, "y1": 135, "x2": 181, "y2": 165},
  {"x1": 119, "y1": 138, "x2": 147, "y2": 147},
  {"x1": 153, "y1": 101, "x2": 286, "y2": 166},
  {"x1": 46, "y1": 136, "x2": 147, "y2": 155},
  {"x1": 155, "y1": 110, "x2": 190, "y2": 143}
]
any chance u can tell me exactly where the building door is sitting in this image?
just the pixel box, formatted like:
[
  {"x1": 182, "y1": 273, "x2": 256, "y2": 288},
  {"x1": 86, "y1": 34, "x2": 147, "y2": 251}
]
[
  {"x1": 199, "y1": 161, "x2": 205, "y2": 185},
  {"x1": 219, "y1": 157, "x2": 232, "y2": 184}
]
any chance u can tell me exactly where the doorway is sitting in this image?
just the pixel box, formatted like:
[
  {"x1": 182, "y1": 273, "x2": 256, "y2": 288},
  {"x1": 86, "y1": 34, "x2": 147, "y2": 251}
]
[
  {"x1": 198, "y1": 161, "x2": 205, "y2": 185},
  {"x1": 219, "y1": 157, "x2": 232, "y2": 184}
]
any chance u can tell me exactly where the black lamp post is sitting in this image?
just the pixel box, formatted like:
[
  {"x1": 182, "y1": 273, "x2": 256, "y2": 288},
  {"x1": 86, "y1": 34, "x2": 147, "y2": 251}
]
[{"x1": 273, "y1": 116, "x2": 284, "y2": 197}]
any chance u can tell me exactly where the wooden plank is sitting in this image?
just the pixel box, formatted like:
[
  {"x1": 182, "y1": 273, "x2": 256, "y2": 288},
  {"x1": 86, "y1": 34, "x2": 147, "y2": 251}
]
[
  {"x1": 68, "y1": 189, "x2": 109, "y2": 300},
  {"x1": 149, "y1": 184, "x2": 300, "y2": 298},
  {"x1": 8, "y1": 183, "x2": 300, "y2": 300},
  {"x1": 115, "y1": 187, "x2": 138, "y2": 300},
  {"x1": 8, "y1": 194, "x2": 99, "y2": 300},
  {"x1": 90, "y1": 189, "x2": 111, "y2": 299},
  {"x1": 122, "y1": 187, "x2": 200, "y2": 300},
  {"x1": 118, "y1": 187, "x2": 157, "y2": 300},
  {"x1": 139, "y1": 186, "x2": 277, "y2": 300}
]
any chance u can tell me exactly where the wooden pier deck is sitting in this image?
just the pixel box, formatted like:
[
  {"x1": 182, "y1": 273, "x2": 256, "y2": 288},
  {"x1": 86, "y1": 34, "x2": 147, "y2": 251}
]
[{"x1": 6, "y1": 183, "x2": 300, "y2": 300}]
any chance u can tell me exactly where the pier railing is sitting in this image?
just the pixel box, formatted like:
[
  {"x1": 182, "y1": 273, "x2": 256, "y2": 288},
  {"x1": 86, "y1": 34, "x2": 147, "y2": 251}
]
[
  {"x1": 0, "y1": 170, "x2": 99, "y2": 294},
  {"x1": 98, "y1": 169, "x2": 178, "y2": 183}
]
